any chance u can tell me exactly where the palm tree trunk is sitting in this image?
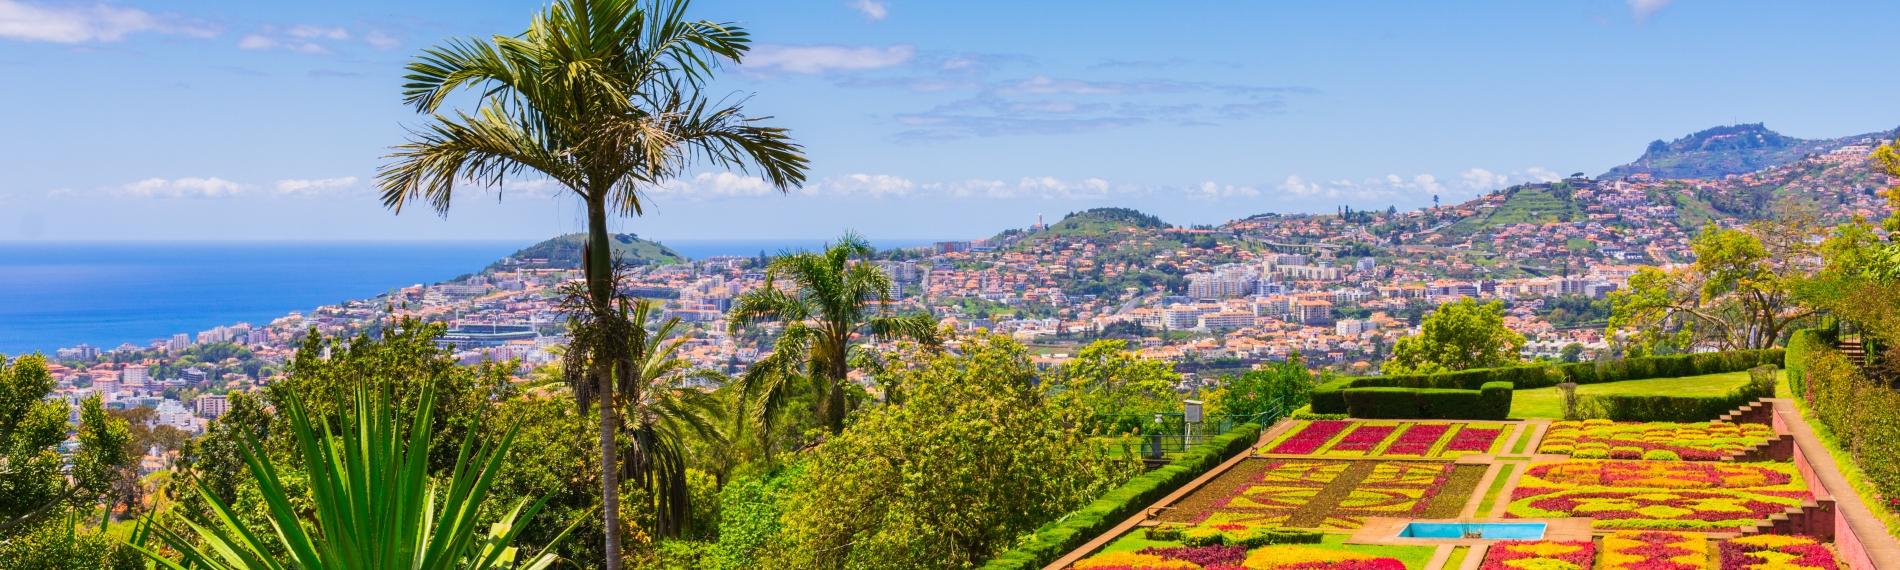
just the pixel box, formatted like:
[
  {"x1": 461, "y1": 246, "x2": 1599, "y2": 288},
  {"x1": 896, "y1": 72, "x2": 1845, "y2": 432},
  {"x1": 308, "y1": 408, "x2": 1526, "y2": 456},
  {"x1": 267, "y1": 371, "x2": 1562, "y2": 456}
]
[
  {"x1": 585, "y1": 196, "x2": 623, "y2": 570},
  {"x1": 826, "y1": 345, "x2": 849, "y2": 434}
]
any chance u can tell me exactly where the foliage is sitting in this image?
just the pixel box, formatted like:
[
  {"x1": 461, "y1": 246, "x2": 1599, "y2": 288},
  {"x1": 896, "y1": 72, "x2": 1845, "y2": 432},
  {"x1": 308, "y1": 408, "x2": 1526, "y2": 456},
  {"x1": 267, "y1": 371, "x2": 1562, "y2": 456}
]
[
  {"x1": 1508, "y1": 460, "x2": 1806, "y2": 532},
  {"x1": 772, "y1": 333, "x2": 1136, "y2": 569},
  {"x1": 1049, "y1": 339, "x2": 1184, "y2": 430},
  {"x1": 1386, "y1": 298, "x2": 1525, "y2": 374},
  {"x1": 979, "y1": 423, "x2": 1262, "y2": 570},
  {"x1": 1719, "y1": 534, "x2": 1836, "y2": 570},
  {"x1": 1796, "y1": 343, "x2": 1900, "y2": 509},
  {"x1": 141, "y1": 384, "x2": 573, "y2": 569},
  {"x1": 1609, "y1": 223, "x2": 1820, "y2": 352},
  {"x1": 0, "y1": 511, "x2": 147, "y2": 570},
  {"x1": 1338, "y1": 384, "x2": 1511, "y2": 420},
  {"x1": 1479, "y1": 540, "x2": 1595, "y2": 570},
  {"x1": 1578, "y1": 365, "x2": 1777, "y2": 422},
  {"x1": 728, "y1": 232, "x2": 939, "y2": 440},
  {"x1": 1209, "y1": 354, "x2": 1313, "y2": 419},
  {"x1": 0, "y1": 353, "x2": 131, "y2": 538},
  {"x1": 1600, "y1": 531, "x2": 1711, "y2": 570}
]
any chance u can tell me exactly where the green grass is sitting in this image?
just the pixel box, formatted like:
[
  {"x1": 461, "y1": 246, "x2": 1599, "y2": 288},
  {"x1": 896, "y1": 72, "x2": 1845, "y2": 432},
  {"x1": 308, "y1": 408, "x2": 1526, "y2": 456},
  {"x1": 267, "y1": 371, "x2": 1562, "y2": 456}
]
[
  {"x1": 1508, "y1": 425, "x2": 1534, "y2": 454},
  {"x1": 1509, "y1": 370, "x2": 1760, "y2": 419},
  {"x1": 1474, "y1": 464, "x2": 1519, "y2": 517},
  {"x1": 1443, "y1": 546, "x2": 1470, "y2": 570}
]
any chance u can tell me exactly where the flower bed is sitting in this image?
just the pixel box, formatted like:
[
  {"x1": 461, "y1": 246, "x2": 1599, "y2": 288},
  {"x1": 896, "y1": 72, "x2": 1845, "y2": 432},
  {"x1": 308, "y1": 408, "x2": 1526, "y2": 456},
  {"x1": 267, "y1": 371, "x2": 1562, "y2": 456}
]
[
  {"x1": 1384, "y1": 424, "x2": 1450, "y2": 456},
  {"x1": 1718, "y1": 534, "x2": 1837, "y2": 570},
  {"x1": 1602, "y1": 531, "x2": 1711, "y2": 570},
  {"x1": 1479, "y1": 540, "x2": 1595, "y2": 570},
  {"x1": 1260, "y1": 420, "x2": 1505, "y2": 458},
  {"x1": 1067, "y1": 544, "x2": 1410, "y2": 570},
  {"x1": 1160, "y1": 459, "x2": 1483, "y2": 530},
  {"x1": 1267, "y1": 421, "x2": 1351, "y2": 455},
  {"x1": 1507, "y1": 460, "x2": 1808, "y2": 532},
  {"x1": 1538, "y1": 420, "x2": 1774, "y2": 461},
  {"x1": 1242, "y1": 546, "x2": 1404, "y2": 570}
]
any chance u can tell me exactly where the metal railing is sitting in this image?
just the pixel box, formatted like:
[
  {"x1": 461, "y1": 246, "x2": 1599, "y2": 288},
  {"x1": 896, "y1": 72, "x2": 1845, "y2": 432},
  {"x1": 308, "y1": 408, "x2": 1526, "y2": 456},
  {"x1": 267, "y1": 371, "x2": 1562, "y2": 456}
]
[{"x1": 1095, "y1": 397, "x2": 1289, "y2": 458}]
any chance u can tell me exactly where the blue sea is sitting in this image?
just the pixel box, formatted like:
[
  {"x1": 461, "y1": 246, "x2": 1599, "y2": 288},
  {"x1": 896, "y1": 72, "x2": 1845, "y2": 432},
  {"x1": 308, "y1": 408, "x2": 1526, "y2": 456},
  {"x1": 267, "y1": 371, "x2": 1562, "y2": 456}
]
[{"x1": 0, "y1": 238, "x2": 942, "y2": 356}]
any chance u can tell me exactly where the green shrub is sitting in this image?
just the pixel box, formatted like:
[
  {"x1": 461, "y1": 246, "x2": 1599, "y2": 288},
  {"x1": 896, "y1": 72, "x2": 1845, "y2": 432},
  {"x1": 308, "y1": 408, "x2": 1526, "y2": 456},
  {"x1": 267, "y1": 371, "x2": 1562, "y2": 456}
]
[
  {"x1": 1477, "y1": 382, "x2": 1512, "y2": 420},
  {"x1": 979, "y1": 423, "x2": 1263, "y2": 570},
  {"x1": 1416, "y1": 389, "x2": 1481, "y2": 419},
  {"x1": 1146, "y1": 524, "x2": 1187, "y2": 541},
  {"x1": 1801, "y1": 344, "x2": 1900, "y2": 515},
  {"x1": 1290, "y1": 412, "x2": 1348, "y2": 421},
  {"x1": 1309, "y1": 380, "x2": 1351, "y2": 414},
  {"x1": 1182, "y1": 526, "x2": 1224, "y2": 546},
  {"x1": 1643, "y1": 449, "x2": 1681, "y2": 461},
  {"x1": 1343, "y1": 349, "x2": 1782, "y2": 391},
  {"x1": 1265, "y1": 529, "x2": 1324, "y2": 544},
  {"x1": 1343, "y1": 388, "x2": 1422, "y2": 419},
  {"x1": 1574, "y1": 448, "x2": 1609, "y2": 459},
  {"x1": 1582, "y1": 364, "x2": 1780, "y2": 422}
]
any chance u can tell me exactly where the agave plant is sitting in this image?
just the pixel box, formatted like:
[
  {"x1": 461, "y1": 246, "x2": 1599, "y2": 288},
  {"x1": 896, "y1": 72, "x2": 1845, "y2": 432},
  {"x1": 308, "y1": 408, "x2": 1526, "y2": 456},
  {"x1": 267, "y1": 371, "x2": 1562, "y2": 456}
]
[{"x1": 139, "y1": 385, "x2": 573, "y2": 569}]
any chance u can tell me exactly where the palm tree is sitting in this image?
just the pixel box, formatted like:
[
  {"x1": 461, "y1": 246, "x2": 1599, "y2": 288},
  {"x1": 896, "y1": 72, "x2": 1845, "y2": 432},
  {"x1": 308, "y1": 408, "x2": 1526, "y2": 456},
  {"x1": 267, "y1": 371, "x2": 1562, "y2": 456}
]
[
  {"x1": 378, "y1": 1, "x2": 806, "y2": 564},
  {"x1": 728, "y1": 233, "x2": 939, "y2": 447},
  {"x1": 139, "y1": 385, "x2": 574, "y2": 570},
  {"x1": 615, "y1": 300, "x2": 725, "y2": 538}
]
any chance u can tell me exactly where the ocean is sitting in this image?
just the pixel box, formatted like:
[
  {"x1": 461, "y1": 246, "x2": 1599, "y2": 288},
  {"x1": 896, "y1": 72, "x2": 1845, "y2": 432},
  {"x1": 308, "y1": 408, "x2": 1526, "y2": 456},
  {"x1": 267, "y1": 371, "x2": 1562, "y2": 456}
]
[{"x1": 0, "y1": 238, "x2": 943, "y2": 356}]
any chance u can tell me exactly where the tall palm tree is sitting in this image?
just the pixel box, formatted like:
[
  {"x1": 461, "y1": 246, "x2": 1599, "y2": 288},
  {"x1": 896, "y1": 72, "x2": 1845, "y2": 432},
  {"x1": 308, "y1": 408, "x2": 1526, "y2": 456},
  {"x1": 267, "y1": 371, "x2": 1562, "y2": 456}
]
[
  {"x1": 378, "y1": 1, "x2": 806, "y2": 565},
  {"x1": 728, "y1": 233, "x2": 940, "y2": 446}
]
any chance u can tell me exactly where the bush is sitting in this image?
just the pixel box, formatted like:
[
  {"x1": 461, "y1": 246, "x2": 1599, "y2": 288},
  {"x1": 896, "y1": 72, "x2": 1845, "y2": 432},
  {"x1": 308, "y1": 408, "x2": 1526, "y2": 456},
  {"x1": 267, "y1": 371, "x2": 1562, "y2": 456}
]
[
  {"x1": 1801, "y1": 344, "x2": 1900, "y2": 516},
  {"x1": 1342, "y1": 349, "x2": 1783, "y2": 391},
  {"x1": 1478, "y1": 382, "x2": 1512, "y2": 420},
  {"x1": 1309, "y1": 380, "x2": 1351, "y2": 414},
  {"x1": 1146, "y1": 524, "x2": 1187, "y2": 541},
  {"x1": 979, "y1": 423, "x2": 1264, "y2": 570},
  {"x1": 1340, "y1": 384, "x2": 1512, "y2": 420},
  {"x1": 1342, "y1": 388, "x2": 1421, "y2": 419},
  {"x1": 1574, "y1": 448, "x2": 1610, "y2": 459}
]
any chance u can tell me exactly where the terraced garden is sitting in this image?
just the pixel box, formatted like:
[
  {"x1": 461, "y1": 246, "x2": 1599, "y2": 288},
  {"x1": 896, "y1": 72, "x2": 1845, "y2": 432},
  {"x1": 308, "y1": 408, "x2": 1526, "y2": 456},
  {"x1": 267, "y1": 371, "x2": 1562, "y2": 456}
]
[{"x1": 1058, "y1": 408, "x2": 1863, "y2": 570}]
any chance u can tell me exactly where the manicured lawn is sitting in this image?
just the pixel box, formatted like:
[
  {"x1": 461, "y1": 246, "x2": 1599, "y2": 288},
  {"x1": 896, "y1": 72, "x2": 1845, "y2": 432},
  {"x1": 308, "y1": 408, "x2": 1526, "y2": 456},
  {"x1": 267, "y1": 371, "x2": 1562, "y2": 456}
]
[{"x1": 1509, "y1": 370, "x2": 1781, "y2": 419}]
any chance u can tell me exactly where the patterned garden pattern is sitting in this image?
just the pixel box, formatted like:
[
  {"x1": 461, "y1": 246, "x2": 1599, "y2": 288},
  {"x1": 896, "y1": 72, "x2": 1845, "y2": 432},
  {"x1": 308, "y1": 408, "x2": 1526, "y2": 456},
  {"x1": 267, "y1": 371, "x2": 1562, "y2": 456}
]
[
  {"x1": 1479, "y1": 540, "x2": 1595, "y2": 570},
  {"x1": 1538, "y1": 419, "x2": 1776, "y2": 461},
  {"x1": 1262, "y1": 420, "x2": 1507, "y2": 459},
  {"x1": 1602, "y1": 531, "x2": 1712, "y2": 570},
  {"x1": 1507, "y1": 460, "x2": 1808, "y2": 532},
  {"x1": 1718, "y1": 534, "x2": 1838, "y2": 570},
  {"x1": 1162, "y1": 458, "x2": 1483, "y2": 530}
]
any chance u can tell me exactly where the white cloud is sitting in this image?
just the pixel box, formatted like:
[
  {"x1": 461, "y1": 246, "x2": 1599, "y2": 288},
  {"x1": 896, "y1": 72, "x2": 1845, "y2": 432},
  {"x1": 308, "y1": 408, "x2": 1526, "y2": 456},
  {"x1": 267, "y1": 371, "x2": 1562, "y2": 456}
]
[
  {"x1": 237, "y1": 34, "x2": 274, "y2": 49},
  {"x1": 848, "y1": 0, "x2": 887, "y2": 21},
  {"x1": 0, "y1": 0, "x2": 213, "y2": 43},
  {"x1": 1460, "y1": 168, "x2": 1508, "y2": 190},
  {"x1": 653, "y1": 172, "x2": 778, "y2": 198},
  {"x1": 1191, "y1": 181, "x2": 1260, "y2": 199},
  {"x1": 118, "y1": 177, "x2": 245, "y2": 199},
  {"x1": 286, "y1": 24, "x2": 347, "y2": 40},
  {"x1": 363, "y1": 30, "x2": 398, "y2": 50},
  {"x1": 273, "y1": 176, "x2": 358, "y2": 196},
  {"x1": 746, "y1": 44, "x2": 915, "y2": 74},
  {"x1": 818, "y1": 173, "x2": 915, "y2": 197},
  {"x1": 1525, "y1": 166, "x2": 1563, "y2": 182},
  {"x1": 1628, "y1": 0, "x2": 1671, "y2": 21},
  {"x1": 1004, "y1": 75, "x2": 1121, "y2": 95}
]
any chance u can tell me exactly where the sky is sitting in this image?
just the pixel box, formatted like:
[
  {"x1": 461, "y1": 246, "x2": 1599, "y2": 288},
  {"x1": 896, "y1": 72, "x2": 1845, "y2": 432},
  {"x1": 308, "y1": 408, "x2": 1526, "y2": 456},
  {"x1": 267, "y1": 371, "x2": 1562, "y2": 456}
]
[{"x1": 4, "y1": 0, "x2": 1900, "y2": 243}]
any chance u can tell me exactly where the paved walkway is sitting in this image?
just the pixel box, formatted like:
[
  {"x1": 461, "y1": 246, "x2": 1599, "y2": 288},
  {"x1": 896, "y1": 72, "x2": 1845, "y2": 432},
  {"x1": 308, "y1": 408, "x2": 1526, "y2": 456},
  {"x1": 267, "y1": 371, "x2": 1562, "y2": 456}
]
[{"x1": 1773, "y1": 398, "x2": 1900, "y2": 570}]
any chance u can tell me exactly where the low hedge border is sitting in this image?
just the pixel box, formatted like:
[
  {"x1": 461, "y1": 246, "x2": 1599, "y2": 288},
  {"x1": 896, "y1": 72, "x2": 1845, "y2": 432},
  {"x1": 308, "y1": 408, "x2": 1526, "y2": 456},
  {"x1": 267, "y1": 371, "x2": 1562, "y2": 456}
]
[
  {"x1": 1580, "y1": 364, "x2": 1779, "y2": 422},
  {"x1": 1337, "y1": 381, "x2": 1512, "y2": 420},
  {"x1": 980, "y1": 422, "x2": 1264, "y2": 570},
  {"x1": 1311, "y1": 349, "x2": 1785, "y2": 413}
]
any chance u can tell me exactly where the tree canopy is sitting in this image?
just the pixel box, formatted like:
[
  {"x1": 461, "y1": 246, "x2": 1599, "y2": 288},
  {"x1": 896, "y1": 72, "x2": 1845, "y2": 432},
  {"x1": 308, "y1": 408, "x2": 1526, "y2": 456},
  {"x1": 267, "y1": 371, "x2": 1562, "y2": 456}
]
[{"x1": 1386, "y1": 298, "x2": 1526, "y2": 374}]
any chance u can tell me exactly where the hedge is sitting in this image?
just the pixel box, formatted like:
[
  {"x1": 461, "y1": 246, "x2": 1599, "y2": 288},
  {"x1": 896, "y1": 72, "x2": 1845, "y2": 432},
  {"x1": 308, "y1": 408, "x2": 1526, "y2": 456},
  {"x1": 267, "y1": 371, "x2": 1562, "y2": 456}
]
[
  {"x1": 1785, "y1": 328, "x2": 1829, "y2": 399},
  {"x1": 979, "y1": 422, "x2": 1264, "y2": 570},
  {"x1": 1580, "y1": 363, "x2": 1779, "y2": 422},
  {"x1": 1332, "y1": 349, "x2": 1784, "y2": 392},
  {"x1": 1801, "y1": 344, "x2": 1900, "y2": 518},
  {"x1": 1338, "y1": 381, "x2": 1512, "y2": 420}
]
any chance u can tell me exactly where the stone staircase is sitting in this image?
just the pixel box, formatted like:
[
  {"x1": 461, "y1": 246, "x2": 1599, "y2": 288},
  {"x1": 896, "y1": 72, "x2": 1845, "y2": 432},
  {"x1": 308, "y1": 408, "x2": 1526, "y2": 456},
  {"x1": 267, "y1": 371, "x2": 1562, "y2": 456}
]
[
  {"x1": 1841, "y1": 338, "x2": 1869, "y2": 368},
  {"x1": 1735, "y1": 497, "x2": 1836, "y2": 541},
  {"x1": 1716, "y1": 399, "x2": 1775, "y2": 425}
]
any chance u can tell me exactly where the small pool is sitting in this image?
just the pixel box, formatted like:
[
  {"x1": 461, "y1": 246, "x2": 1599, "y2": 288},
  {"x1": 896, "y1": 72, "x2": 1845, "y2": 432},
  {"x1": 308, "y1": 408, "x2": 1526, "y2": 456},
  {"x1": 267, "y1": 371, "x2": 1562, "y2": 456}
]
[{"x1": 1397, "y1": 522, "x2": 1546, "y2": 540}]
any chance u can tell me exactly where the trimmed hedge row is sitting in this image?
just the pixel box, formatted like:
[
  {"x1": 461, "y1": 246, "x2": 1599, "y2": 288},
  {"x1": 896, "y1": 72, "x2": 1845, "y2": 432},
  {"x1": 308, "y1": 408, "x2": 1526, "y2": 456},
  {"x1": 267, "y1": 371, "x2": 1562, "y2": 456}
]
[
  {"x1": 1312, "y1": 349, "x2": 1786, "y2": 413},
  {"x1": 1798, "y1": 341, "x2": 1900, "y2": 514},
  {"x1": 1337, "y1": 381, "x2": 1512, "y2": 420},
  {"x1": 1355, "y1": 349, "x2": 1783, "y2": 391},
  {"x1": 1580, "y1": 364, "x2": 1779, "y2": 422},
  {"x1": 979, "y1": 422, "x2": 1264, "y2": 570},
  {"x1": 1785, "y1": 328, "x2": 1829, "y2": 398}
]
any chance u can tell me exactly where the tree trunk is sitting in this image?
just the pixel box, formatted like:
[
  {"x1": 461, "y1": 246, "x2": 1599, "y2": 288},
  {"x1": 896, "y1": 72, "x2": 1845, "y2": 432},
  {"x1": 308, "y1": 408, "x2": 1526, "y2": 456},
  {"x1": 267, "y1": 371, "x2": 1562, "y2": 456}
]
[
  {"x1": 585, "y1": 197, "x2": 623, "y2": 570},
  {"x1": 826, "y1": 343, "x2": 849, "y2": 434}
]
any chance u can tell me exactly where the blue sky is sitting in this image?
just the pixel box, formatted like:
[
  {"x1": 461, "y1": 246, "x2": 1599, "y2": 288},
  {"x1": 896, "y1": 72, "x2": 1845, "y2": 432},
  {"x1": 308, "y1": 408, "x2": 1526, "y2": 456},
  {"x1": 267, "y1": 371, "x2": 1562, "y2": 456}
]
[{"x1": 4, "y1": 0, "x2": 1899, "y2": 242}]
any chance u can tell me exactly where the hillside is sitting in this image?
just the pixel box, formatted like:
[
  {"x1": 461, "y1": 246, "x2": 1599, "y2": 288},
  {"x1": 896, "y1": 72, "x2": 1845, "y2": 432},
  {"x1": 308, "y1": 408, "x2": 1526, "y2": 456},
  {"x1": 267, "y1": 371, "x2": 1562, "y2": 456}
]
[
  {"x1": 486, "y1": 233, "x2": 684, "y2": 272},
  {"x1": 1601, "y1": 123, "x2": 1888, "y2": 180},
  {"x1": 1442, "y1": 182, "x2": 1584, "y2": 238}
]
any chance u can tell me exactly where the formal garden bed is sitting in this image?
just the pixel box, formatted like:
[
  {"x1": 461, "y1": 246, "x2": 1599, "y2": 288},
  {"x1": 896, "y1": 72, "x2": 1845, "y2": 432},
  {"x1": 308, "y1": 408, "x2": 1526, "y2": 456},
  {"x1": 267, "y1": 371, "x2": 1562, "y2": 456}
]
[
  {"x1": 1536, "y1": 420, "x2": 1777, "y2": 461},
  {"x1": 1260, "y1": 420, "x2": 1509, "y2": 458},
  {"x1": 1046, "y1": 358, "x2": 1887, "y2": 570}
]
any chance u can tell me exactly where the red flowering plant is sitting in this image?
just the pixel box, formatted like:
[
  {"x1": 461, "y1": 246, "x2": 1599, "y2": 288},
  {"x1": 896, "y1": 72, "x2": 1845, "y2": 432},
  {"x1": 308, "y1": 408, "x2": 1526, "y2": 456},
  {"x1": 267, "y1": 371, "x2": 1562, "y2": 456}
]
[
  {"x1": 1480, "y1": 540, "x2": 1595, "y2": 570},
  {"x1": 1384, "y1": 423, "x2": 1450, "y2": 456},
  {"x1": 1267, "y1": 421, "x2": 1350, "y2": 454},
  {"x1": 1330, "y1": 424, "x2": 1398, "y2": 453},
  {"x1": 1718, "y1": 534, "x2": 1837, "y2": 570},
  {"x1": 1446, "y1": 427, "x2": 1501, "y2": 452}
]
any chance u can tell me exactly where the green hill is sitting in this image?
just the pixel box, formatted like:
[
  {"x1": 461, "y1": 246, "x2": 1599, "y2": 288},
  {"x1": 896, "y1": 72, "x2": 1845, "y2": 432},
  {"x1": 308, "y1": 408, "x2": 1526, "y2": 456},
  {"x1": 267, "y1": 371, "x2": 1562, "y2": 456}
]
[
  {"x1": 487, "y1": 233, "x2": 684, "y2": 272},
  {"x1": 1601, "y1": 123, "x2": 1888, "y2": 180},
  {"x1": 1444, "y1": 183, "x2": 1583, "y2": 237}
]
